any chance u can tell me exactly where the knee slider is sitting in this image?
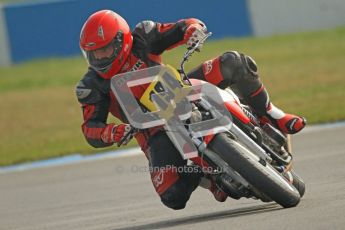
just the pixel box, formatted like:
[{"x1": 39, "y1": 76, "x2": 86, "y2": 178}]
[
  {"x1": 244, "y1": 55, "x2": 258, "y2": 76},
  {"x1": 160, "y1": 182, "x2": 189, "y2": 210}
]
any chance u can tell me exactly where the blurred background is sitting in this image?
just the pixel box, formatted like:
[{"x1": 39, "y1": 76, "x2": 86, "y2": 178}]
[{"x1": 0, "y1": 0, "x2": 344, "y2": 166}]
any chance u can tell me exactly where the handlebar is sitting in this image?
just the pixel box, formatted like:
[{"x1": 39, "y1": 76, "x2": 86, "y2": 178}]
[
  {"x1": 116, "y1": 127, "x2": 138, "y2": 147},
  {"x1": 179, "y1": 32, "x2": 212, "y2": 84}
]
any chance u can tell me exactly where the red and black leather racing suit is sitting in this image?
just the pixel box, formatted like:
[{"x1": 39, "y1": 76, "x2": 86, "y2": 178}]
[{"x1": 76, "y1": 19, "x2": 268, "y2": 210}]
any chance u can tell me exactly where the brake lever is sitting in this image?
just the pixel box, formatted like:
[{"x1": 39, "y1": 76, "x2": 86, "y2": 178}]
[
  {"x1": 183, "y1": 32, "x2": 212, "y2": 58},
  {"x1": 179, "y1": 32, "x2": 212, "y2": 85}
]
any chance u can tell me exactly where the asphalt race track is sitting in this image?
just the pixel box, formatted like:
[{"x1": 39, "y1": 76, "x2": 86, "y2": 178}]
[{"x1": 1, "y1": 124, "x2": 345, "y2": 230}]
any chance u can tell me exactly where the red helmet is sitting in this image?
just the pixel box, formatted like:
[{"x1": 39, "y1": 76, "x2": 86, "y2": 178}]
[{"x1": 80, "y1": 10, "x2": 133, "y2": 79}]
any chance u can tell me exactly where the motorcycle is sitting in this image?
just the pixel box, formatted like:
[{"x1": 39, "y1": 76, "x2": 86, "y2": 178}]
[{"x1": 111, "y1": 33, "x2": 305, "y2": 208}]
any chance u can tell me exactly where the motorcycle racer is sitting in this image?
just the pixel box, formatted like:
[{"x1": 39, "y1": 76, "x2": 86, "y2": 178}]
[{"x1": 76, "y1": 10, "x2": 306, "y2": 209}]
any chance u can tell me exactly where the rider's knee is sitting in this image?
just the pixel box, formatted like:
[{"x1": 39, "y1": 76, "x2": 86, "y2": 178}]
[
  {"x1": 219, "y1": 51, "x2": 258, "y2": 83},
  {"x1": 159, "y1": 180, "x2": 190, "y2": 210}
]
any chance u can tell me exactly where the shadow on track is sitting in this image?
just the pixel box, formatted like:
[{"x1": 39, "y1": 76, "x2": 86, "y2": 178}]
[{"x1": 113, "y1": 203, "x2": 281, "y2": 230}]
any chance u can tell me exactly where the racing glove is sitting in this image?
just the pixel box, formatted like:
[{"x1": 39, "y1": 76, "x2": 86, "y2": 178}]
[
  {"x1": 184, "y1": 24, "x2": 207, "y2": 51},
  {"x1": 101, "y1": 123, "x2": 132, "y2": 145}
]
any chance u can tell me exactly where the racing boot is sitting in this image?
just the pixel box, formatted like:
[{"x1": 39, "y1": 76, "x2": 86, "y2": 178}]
[
  {"x1": 266, "y1": 103, "x2": 307, "y2": 134},
  {"x1": 199, "y1": 176, "x2": 228, "y2": 202},
  {"x1": 247, "y1": 85, "x2": 306, "y2": 135}
]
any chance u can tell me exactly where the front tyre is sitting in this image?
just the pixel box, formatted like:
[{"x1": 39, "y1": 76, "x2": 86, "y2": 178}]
[
  {"x1": 291, "y1": 169, "x2": 306, "y2": 197},
  {"x1": 208, "y1": 133, "x2": 300, "y2": 208}
]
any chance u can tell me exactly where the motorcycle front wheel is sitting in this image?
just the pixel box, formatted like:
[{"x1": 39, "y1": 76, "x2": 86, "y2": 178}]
[{"x1": 208, "y1": 133, "x2": 301, "y2": 208}]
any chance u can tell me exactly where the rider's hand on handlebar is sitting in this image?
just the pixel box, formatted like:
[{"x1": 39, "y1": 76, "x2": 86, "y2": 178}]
[
  {"x1": 101, "y1": 123, "x2": 132, "y2": 145},
  {"x1": 185, "y1": 24, "x2": 207, "y2": 52}
]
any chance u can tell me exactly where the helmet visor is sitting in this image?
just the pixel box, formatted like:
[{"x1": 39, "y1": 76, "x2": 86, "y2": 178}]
[{"x1": 83, "y1": 31, "x2": 124, "y2": 72}]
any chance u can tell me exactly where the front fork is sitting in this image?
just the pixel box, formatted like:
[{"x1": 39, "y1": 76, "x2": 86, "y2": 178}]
[{"x1": 285, "y1": 134, "x2": 292, "y2": 153}]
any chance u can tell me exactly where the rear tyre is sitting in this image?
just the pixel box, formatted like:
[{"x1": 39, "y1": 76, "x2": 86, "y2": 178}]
[{"x1": 208, "y1": 133, "x2": 301, "y2": 208}]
